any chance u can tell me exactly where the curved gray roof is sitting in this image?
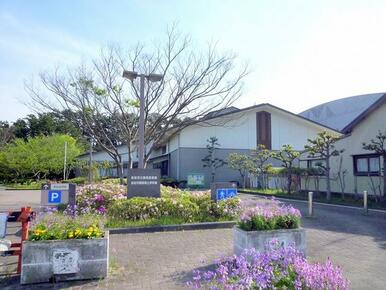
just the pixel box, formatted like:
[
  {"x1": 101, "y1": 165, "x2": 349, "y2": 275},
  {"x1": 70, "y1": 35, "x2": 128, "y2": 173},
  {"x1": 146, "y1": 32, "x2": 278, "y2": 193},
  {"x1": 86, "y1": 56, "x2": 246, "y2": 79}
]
[{"x1": 299, "y1": 93, "x2": 385, "y2": 131}]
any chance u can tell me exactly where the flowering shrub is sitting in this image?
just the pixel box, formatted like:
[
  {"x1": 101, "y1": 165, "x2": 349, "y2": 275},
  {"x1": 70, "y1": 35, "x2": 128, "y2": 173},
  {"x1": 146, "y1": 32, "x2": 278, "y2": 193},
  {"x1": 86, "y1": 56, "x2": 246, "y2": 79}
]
[
  {"x1": 108, "y1": 195, "x2": 240, "y2": 223},
  {"x1": 238, "y1": 200, "x2": 301, "y2": 231},
  {"x1": 29, "y1": 213, "x2": 105, "y2": 241},
  {"x1": 109, "y1": 197, "x2": 199, "y2": 222},
  {"x1": 64, "y1": 182, "x2": 126, "y2": 215},
  {"x1": 62, "y1": 183, "x2": 240, "y2": 224},
  {"x1": 188, "y1": 240, "x2": 349, "y2": 290}
]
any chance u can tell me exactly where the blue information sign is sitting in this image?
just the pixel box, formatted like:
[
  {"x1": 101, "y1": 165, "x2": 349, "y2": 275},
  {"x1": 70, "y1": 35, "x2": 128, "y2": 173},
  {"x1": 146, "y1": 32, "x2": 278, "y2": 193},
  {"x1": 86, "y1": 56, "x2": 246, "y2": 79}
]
[
  {"x1": 48, "y1": 190, "x2": 62, "y2": 203},
  {"x1": 216, "y1": 188, "x2": 237, "y2": 200}
]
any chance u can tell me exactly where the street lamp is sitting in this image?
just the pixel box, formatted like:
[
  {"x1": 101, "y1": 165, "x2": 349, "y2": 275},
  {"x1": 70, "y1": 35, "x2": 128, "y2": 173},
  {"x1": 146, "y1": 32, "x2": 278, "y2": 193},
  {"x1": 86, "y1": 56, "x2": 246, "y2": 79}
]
[{"x1": 122, "y1": 70, "x2": 163, "y2": 169}]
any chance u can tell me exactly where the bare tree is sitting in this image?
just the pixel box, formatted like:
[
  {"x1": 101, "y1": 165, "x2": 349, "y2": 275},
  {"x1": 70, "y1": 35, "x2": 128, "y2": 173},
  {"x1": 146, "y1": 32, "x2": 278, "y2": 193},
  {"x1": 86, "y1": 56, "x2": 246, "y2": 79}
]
[
  {"x1": 26, "y1": 56, "x2": 134, "y2": 184},
  {"x1": 0, "y1": 121, "x2": 14, "y2": 149},
  {"x1": 121, "y1": 27, "x2": 248, "y2": 164},
  {"x1": 363, "y1": 130, "x2": 386, "y2": 197},
  {"x1": 336, "y1": 156, "x2": 347, "y2": 200},
  {"x1": 27, "y1": 26, "x2": 248, "y2": 181}
]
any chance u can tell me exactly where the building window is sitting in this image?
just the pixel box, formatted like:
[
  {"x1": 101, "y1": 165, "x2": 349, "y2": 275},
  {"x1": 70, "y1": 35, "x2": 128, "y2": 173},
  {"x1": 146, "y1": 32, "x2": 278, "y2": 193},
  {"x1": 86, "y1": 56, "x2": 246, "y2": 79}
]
[
  {"x1": 256, "y1": 111, "x2": 272, "y2": 150},
  {"x1": 305, "y1": 159, "x2": 326, "y2": 175},
  {"x1": 161, "y1": 145, "x2": 167, "y2": 154},
  {"x1": 353, "y1": 154, "x2": 380, "y2": 176},
  {"x1": 153, "y1": 160, "x2": 168, "y2": 177}
]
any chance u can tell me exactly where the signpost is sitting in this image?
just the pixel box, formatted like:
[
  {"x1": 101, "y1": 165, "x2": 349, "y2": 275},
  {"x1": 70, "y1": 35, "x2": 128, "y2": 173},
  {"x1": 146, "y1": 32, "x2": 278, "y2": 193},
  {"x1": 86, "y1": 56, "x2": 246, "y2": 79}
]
[
  {"x1": 187, "y1": 173, "x2": 205, "y2": 187},
  {"x1": 0, "y1": 213, "x2": 7, "y2": 239},
  {"x1": 41, "y1": 183, "x2": 76, "y2": 206},
  {"x1": 211, "y1": 182, "x2": 238, "y2": 201},
  {"x1": 127, "y1": 168, "x2": 161, "y2": 198}
]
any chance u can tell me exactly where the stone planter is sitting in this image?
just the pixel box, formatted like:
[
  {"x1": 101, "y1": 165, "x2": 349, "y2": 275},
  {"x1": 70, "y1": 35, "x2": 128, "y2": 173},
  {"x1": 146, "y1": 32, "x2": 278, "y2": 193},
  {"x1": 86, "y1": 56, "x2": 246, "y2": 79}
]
[
  {"x1": 21, "y1": 231, "x2": 109, "y2": 285},
  {"x1": 233, "y1": 226, "x2": 306, "y2": 256}
]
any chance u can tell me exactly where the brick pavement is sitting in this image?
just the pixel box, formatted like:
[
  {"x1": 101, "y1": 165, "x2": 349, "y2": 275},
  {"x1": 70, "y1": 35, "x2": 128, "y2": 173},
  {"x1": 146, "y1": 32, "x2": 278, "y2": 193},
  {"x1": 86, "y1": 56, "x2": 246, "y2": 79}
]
[{"x1": 1, "y1": 191, "x2": 386, "y2": 289}]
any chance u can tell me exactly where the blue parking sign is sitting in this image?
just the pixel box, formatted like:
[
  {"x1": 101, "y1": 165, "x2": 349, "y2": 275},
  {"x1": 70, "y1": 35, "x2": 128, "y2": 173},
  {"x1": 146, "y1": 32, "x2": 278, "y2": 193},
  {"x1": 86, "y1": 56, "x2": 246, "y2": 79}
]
[{"x1": 48, "y1": 190, "x2": 62, "y2": 203}]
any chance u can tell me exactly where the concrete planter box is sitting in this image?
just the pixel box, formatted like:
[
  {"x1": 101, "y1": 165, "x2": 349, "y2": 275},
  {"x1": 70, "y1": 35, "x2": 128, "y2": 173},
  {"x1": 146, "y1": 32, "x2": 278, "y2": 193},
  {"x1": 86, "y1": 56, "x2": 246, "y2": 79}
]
[
  {"x1": 233, "y1": 227, "x2": 306, "y2": 256},
  {"x1": 21, "y1": 231, "x2": 109, "y2": 285}
]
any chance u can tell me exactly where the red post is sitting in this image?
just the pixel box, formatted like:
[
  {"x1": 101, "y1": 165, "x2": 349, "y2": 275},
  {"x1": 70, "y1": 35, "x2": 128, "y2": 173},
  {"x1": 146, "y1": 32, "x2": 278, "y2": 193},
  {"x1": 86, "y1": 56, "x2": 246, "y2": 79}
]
[{"x1": 17, "y1": 207, "x2": 32, "y2": 274}]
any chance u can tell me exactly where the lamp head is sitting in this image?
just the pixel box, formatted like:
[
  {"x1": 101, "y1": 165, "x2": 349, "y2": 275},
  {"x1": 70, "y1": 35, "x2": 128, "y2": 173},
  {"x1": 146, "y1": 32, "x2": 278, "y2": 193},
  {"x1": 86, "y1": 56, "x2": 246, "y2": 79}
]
[
  {"x1": 122, "y1": 70, "x2": 138, "y2": 81},
  {"x1": 147, "y1": 73, "x2": 163, "y2": 82}
]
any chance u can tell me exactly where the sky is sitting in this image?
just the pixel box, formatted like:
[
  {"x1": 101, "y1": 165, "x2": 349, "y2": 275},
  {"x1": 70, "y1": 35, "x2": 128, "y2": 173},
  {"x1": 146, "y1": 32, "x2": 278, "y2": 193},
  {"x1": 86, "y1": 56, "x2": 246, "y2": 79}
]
[{"x1": 2, "y1": 0, "x2": 386, "y2": 122}]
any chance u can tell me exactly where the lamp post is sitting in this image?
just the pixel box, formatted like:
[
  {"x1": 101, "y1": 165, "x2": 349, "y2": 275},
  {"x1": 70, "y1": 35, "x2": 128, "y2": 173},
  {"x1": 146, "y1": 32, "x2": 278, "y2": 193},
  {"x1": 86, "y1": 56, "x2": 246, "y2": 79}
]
[{"x1": 122, "y1": 70, "x2": 163, "y2": 168}]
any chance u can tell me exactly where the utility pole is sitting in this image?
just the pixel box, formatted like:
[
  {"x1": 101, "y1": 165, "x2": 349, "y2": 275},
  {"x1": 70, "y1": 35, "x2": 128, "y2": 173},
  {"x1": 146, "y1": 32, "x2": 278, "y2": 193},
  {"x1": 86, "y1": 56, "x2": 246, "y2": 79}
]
[
  {"x1": 138, "y1": 74, "x2": 145, "y2": 169},
  {"x1": 63, "y1": 141, "x2": 67, "y2": 180},
  {"x1": 122, "y1": 70, "x2": 163, "y2": 168}
]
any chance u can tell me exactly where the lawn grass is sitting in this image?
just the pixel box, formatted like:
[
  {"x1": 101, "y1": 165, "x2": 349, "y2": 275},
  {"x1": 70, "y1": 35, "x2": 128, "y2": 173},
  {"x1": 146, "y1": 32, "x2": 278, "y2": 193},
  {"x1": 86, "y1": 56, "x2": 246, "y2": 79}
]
[
  {"x1": 240, "y1": 188, "x2": 386, "y2": 210},
  {"x1": 106, "y1": 215, "x2": 235, "y2": 228},
  {"x1": 4, "y1": 182, "x2": 45, "y2": 190},
  {"x1": 106, "y1": 216, "x2": 188, "y2": 228}
]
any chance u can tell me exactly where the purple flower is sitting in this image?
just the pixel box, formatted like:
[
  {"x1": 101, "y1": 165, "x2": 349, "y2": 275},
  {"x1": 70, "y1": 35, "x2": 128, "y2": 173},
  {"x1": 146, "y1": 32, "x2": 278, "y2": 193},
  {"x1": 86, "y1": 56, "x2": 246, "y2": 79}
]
[
  {"x1": 188, "y1": 240, "x2": 349, "y2": 290},
  {"x1": 96, "y1": 205, "x2": 106, "y2": 214}
]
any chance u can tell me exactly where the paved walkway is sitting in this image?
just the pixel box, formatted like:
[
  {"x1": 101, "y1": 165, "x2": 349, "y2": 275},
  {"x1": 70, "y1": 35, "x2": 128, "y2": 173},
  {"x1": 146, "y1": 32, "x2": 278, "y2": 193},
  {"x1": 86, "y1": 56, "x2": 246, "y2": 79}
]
[{"x1": 1, "y1": 192, "x2": 386, "y2": 289}]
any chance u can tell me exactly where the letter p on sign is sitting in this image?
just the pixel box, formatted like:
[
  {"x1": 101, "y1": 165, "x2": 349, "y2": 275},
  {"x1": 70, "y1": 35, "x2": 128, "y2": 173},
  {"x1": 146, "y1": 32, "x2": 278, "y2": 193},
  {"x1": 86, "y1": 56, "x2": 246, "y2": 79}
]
[{"x1": 48, "y1": 190, "x2": 62, "y2": 203}]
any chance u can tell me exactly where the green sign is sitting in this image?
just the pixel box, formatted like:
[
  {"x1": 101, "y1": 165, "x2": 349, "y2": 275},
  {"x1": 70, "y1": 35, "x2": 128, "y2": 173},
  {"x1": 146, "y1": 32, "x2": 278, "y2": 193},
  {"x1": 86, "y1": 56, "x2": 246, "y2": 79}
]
[{"x1": 187, "y1": 173, "x2": 205, "y2": 186}]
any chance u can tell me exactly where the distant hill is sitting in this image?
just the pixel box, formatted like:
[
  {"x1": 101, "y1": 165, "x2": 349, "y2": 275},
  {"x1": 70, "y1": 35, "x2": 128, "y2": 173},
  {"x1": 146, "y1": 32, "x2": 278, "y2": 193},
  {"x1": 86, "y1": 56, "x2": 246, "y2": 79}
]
[{"x1": 299, "y1": 93, "x2": 385, "y2": 131}]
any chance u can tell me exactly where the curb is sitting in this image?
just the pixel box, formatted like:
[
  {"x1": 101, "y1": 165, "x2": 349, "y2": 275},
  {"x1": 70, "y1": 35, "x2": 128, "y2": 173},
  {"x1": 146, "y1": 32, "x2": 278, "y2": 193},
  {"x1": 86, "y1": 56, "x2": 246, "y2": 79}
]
[
  {"x1": 108, "y1": 221, "x2": 236, "y2": 234},
  {"x1": 239, "y1": 191, "x2": 386, "y2": 215}
]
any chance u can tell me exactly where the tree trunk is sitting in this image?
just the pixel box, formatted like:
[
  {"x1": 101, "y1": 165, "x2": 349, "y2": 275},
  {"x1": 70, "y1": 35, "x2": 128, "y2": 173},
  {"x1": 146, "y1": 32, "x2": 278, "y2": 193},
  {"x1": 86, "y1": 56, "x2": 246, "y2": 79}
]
[
  {"x1": 383, "y1": 154, "x2": 386, "y2": 198},
  {"x1": 241, "y1": 173, "x2": 246, "y2": 188},
  {"x1": 326, "y1": 156, "x2": 331, "y2": 202},
  {"x1": 115, "y1": 156, "x2": 124, "y2": 185},
  {"x1": 119, "y1": 162, "x2": 124, "y2": 185},
  {"x1": 287, "y1": 171, "x2": 292, "y2": 195}
]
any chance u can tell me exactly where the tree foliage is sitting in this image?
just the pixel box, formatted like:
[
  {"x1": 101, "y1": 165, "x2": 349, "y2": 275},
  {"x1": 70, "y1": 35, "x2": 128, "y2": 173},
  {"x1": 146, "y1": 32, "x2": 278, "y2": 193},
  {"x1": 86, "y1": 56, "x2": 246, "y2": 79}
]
[
  {"x1": 0, "y1": 134, "x2": 83, "y2": 181},
  {"x1": 271, "y1": 144, "x2": 300, "y2": 194},
  {"x1": 202, "y1": 137, "x2": 227, "y2": 183},
  {"x1": 304, "y1": 131, "x2": 343, "y2": 201},
  {"x1": 363, "y1": 130, "x2": 386, "y2": 197},
  {"x1": 228, "y1": 153, "x2": 254, "y2": 188},
  {"x1": 13, "y1": 112, "x2": 83, "y2": 140}
]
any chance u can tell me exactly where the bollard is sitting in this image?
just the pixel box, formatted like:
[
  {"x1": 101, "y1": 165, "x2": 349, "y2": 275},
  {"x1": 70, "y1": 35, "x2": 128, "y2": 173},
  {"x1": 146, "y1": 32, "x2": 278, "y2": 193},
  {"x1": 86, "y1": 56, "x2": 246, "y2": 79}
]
[
  {"x1": 363, "y1": 190, "x2": 368, "y2": 215},
  {"x1": 308, "y1": 191, "x2": 313, "y2": 217}
]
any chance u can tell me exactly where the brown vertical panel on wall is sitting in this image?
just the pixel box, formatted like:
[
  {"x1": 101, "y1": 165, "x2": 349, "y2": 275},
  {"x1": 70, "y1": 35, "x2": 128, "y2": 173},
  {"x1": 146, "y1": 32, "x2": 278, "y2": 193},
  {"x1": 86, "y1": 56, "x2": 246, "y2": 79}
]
[{"x1": 256, "y1": 111, "x2": 272, "y2": 149}]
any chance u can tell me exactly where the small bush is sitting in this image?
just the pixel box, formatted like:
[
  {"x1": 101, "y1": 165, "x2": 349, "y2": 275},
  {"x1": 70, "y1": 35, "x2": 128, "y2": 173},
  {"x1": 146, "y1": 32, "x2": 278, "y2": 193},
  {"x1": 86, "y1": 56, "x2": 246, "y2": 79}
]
[
  {"x1": 108, "y1": 197, "x2": 200, "y2": 223},
  {"x1": 29, "y1": 213, "x2": 105, "y2": 241},
  {"x1": 64, "y1": 177, "x2": 86, "y2": 185},
  {"x1": 108, "y1": 188, "x2": 240, "y2": 224},
  {"x1": 64, "y1": 183, "x2": 126, "y2": 215}
]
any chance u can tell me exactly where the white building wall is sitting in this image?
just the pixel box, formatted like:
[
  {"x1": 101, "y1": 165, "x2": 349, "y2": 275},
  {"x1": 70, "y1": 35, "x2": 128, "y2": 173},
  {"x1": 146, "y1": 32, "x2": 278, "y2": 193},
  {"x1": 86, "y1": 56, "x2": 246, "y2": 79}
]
[
  {"x1": 178, "y1": 106, "x2": 333, "y2": 150},
  {"x1": 302, "y1": 102, "x2": 386, "y2": 195},
  {"x1": 168, "y1": 135, "x2": 179, "y2": 152},
  {"x1": 270, "y1": 108, "x2": 327, "y2": 150}
]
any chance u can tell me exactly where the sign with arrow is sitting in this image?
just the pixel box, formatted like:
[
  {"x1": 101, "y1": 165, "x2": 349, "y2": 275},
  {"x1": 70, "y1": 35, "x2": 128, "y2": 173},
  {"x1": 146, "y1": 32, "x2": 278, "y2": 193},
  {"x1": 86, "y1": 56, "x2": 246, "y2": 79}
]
[{"x1": 211, "y1": 182, "x2": 238, "y2": 201}]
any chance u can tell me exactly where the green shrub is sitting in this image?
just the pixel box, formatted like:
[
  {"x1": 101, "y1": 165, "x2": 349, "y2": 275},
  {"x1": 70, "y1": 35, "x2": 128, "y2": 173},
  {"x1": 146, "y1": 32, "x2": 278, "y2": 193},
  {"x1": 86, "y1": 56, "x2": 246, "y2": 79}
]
[
  {"x1": 108, "y1": 197, "x2": 200, "y2": 223},
  {"x1": 108, "y1": 190, "x2": 241, "y2": 225},
  {"x1": 64, "y1": 176, "x2": 86, "y2": 185}
]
